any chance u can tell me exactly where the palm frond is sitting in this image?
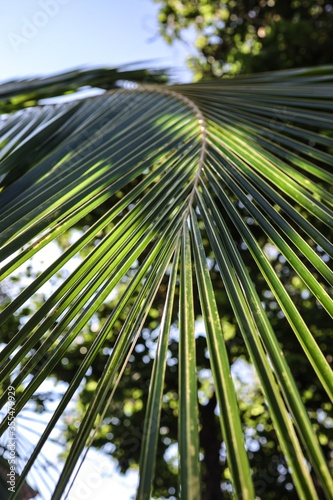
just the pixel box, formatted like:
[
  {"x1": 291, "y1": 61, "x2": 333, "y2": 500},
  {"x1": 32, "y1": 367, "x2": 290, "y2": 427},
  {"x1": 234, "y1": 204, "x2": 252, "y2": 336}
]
[
  {"x1": 0, "y1": 65, "x2": 332, "y2": 499},
  {"x1": 0, "y1": 64, "x2": 169, "y2": 112}
]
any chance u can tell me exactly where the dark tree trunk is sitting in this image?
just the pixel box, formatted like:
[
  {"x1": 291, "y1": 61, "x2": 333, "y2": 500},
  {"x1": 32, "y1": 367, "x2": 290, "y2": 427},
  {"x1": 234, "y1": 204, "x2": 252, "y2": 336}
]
[{"x1": 199, "y1": 394, "x2": 223, "y2": 500}]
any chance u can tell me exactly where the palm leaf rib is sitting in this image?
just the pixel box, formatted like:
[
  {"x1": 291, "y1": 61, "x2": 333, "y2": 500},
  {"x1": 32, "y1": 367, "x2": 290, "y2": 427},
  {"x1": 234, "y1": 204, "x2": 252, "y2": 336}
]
[
  {"x1": 14, "y1": 222, "x2": 182, "y2": 498},
  {"x1": 190, "y1": 209, "x2": 254, "y2": 499},
  {"x1": 0, "y1": 66, "x2": 332, "y2": 499},
  {"x1": 196, "y1": 187, "x2": 332, "y2": 497},
  {"x1": 178, "y1": 226, "x2": 201, "y2": 500},
  {"x1": 195, "y1": 193, "x2": 321, "y2": 499},
  {"x1": 137, "y1": 244, "x2": 180, "y2": 500}
]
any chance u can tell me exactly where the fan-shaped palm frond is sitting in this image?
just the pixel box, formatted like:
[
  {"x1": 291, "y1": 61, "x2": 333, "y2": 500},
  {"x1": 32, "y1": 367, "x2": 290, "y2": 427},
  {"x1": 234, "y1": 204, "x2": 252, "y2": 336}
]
[{"x1": 0, "y1": 66, "x2": 332, "y2": 499}]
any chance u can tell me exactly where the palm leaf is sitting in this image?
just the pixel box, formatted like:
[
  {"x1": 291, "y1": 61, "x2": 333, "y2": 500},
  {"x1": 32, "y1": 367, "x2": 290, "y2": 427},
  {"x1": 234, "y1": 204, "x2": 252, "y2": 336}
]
[
  {"x1": 0, "y1": 65, "x2": 332, "y2": 499},
  {"x1": 0, "y1": 65, "x2": 169, "y2": 112}
]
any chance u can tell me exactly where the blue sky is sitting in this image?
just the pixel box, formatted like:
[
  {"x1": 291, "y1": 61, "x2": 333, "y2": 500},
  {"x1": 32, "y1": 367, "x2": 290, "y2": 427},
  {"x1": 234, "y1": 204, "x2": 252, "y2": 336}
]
[{"x1": 1, "y1": 0, "x2": 195, "y2": 83}]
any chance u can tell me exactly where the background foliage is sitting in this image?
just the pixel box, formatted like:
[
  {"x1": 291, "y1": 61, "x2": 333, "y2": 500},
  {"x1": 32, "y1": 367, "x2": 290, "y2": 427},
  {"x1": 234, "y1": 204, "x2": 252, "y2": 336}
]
[{"x1": 155, "y1": 0, "x2": 333, "y2": 79}]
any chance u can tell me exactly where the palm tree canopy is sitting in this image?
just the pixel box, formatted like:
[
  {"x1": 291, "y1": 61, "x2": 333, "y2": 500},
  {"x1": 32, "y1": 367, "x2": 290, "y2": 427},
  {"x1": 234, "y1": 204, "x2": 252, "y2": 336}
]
[{"x1": 0, "y1": 65, "x2": 333, "y2": 499}]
